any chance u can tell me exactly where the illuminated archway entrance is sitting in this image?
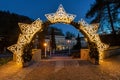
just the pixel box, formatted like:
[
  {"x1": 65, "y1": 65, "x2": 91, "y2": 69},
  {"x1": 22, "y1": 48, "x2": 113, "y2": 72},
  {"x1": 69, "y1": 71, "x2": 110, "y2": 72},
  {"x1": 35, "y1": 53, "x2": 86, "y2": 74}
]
[{"x1": 7, "y1": 4, "x2": 109, "y2": 66}]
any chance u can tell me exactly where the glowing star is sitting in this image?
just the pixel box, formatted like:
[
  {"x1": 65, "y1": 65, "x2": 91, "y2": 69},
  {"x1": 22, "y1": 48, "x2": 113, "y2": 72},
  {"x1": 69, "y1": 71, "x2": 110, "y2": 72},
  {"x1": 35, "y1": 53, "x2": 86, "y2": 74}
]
[
  {"x1": 7, "y1": 44, "x2": 24, "y2": 64},
  {"x1": 45, "y1": 4, "x2": 76, "y2": 23},
  {"x1": 18, "y1": 23, "x2": 30, "y2": 34},
  {"x1": 7, "y1": 4, "x2": 109, "y2": 66},
  {"x1": 7, "y1": 18, "x2": 43, "y2": 65},
  {"x1": 94, "y1": 34, "x2": 109, "y2": 52},
  {"x1": 79, "y1": 19, "x2": 109, "y2": 52},
  {"x1": 17, "y1": 34, "x2": 32, "y2": 45},
  {"x1": 79, "y1": 19, "x2": 99, "y2": 34},
  {"x1": 7, "y1": 44, "x2": 23, "y2": 55},
  {"x1": 19, "y1": 18, "x2": 42, "y2": 35}
]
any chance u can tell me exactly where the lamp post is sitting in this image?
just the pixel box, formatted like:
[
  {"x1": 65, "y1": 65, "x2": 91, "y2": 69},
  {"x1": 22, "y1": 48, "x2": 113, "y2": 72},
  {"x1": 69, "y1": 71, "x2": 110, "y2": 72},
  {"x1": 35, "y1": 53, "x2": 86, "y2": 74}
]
[{"x1": 44, "y1": 43, "x2": 47, "y2": 58}]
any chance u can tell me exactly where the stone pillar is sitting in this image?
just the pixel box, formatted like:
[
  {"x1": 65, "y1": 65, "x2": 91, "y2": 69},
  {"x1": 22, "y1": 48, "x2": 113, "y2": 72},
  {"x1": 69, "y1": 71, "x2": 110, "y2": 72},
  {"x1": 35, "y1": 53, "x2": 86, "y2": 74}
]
[
  {"x1": 32, "y1": 49, "x2": 41, "y2": 62},
  {"x1": 81, "y1": 49, "x2": 89, "y2": 60}
]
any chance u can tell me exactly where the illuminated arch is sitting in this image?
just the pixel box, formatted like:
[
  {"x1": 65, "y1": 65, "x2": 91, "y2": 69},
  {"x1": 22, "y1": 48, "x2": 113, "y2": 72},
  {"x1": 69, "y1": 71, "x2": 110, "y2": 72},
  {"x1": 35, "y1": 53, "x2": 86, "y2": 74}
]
[
  {"x1": 7, "y1": 18, "x2": 43, "y2": 66},
  {"x1": 44, "y1": 4, "x2": 109, "y2": 62},
  {"x1": 7, "y1": 4, "x2": 109, "y2": 66}
]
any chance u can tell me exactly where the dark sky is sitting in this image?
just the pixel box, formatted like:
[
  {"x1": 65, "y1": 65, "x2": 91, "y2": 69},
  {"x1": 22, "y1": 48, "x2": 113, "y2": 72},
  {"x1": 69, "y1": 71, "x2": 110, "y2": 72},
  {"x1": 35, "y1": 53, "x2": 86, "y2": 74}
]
[{"x1": 0, "y1": 0, "x2": 95, "y2": 36}]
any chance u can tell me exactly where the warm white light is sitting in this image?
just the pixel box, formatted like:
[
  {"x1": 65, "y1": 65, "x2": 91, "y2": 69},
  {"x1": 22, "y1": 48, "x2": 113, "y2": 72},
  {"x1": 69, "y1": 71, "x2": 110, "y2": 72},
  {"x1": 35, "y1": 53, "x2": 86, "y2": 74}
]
[
  {"x1": 45, "y1": 4, "x2": 76, "y2": 23},
  {"x1": 19, "y1": 18, "x2": 42, "y2": 35},
  {"x1": 44, "y1": 43, "x2": 47, "y2": 47},
  {"x1": 7, "y1": 5, "x2": 109, "y2": 65},
  {"x1": 79, "y1": 19, "x2": 109, "y2": 53},
  {"x1": 17, "y1": 34, "x2": 32, "y2": 45},
  {"x1": 7, "y1": 44, "x2": 23, "y2": 64},
  {"x1": 7, "y1": 18, "x2": 43, "y2": 65}
]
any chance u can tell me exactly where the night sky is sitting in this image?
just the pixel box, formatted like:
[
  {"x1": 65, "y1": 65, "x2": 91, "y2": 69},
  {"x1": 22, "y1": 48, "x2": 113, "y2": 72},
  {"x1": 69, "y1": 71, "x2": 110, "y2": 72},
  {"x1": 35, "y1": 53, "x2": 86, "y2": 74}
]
[{"x1": 0, "y1": 0, "x2": 95, "y2": 37}]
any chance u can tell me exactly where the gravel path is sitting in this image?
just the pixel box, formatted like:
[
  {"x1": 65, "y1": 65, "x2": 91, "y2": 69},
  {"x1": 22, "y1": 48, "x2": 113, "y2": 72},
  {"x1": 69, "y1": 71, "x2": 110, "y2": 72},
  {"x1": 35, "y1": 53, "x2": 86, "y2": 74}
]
[
  {"x1": 0, "y1": 56, "x2": 120, "y2": 80},
  {"x1": 24, "y1": 60, "x2": 117, "y2": 80}
]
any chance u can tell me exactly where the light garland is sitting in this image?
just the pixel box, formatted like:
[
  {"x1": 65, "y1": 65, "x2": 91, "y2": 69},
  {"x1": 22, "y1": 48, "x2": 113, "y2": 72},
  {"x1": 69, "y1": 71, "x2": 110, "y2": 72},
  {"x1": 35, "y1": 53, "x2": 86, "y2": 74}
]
[
  {"x1": 17, "y1": 34, "x2": 32, "y2": 45},
  {"x1": 7, "y1": 4, "x2": 109, "y2": 65},
  {"x1": 45, "y1": 4, "x2": 76, "y2": 23},
  {"x1": 79, "y1": 19, "x2": 109, "y2": 52},
  {"x1": 7, "y1": 18, "x2": 43, "y2": 65},
  {"x1": 7, "y1": 44, "x2": 23, "y2": 63}
]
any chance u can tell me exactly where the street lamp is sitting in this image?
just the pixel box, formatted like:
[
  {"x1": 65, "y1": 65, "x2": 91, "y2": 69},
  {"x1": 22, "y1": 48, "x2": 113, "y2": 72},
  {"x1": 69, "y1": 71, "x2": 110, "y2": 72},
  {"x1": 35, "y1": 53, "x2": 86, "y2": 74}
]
[{"x1": 44, "y1": 43, "x2": 47, "y2": 58}]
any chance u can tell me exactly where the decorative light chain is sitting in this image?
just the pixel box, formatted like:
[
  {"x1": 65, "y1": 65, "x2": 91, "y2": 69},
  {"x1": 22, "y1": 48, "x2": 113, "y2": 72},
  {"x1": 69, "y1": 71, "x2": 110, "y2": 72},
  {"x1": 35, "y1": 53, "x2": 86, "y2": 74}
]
[
  {"x1": 45, "y1": 4, "x2": 76, "y2": 23},
  {"x1": 79, "y1": 19, "x2": 109, "y2": 52},
  {"x1": 7, "y1": 18, "x2": 43, "y2": 65},
  {"x1": 7, "y1": 4, "x2": 109, "y2": 65}
]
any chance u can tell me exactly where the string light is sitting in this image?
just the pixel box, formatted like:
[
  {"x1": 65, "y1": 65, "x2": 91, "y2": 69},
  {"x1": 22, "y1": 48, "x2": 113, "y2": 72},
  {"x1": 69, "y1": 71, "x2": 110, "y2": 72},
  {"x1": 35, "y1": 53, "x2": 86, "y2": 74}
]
[
  {"x1": 7, "y1": 18, "x2": 43, "y2": 65},
  {"x1": 45, "y1": 4, "x2": 76, "y2": 23},
  {"x1": 79, "y1": 19, "x2": 109, "y2": 53},
  {"x1": 7, "y1": 4, "x2": 109, "y2": 65},
  {"x1": 7, "y1": 44, "x2": 23, "y2": 64}
]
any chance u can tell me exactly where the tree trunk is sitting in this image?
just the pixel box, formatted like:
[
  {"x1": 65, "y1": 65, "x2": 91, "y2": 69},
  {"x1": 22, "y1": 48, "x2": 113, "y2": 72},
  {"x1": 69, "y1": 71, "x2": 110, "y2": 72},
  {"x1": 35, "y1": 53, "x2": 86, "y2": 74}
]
[{"x1": 106, "y1": 3, "x2": 116, "y2": 35}]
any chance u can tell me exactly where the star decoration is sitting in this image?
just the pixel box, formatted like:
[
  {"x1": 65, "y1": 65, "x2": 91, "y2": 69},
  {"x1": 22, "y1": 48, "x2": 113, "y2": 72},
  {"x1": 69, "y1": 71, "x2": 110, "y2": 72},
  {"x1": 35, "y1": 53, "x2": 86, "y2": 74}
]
[
  {"x1": 7, "y1": 18, "x2": 43, "y2": 65},
  {"x1": 19, "y1": 18, "x2": 42, "y2": 35},
  {"x1": 17, "y1": 34, "x2": 32, "y2": 45},
  {"x1": 7, "y1": 44, "x2": 24, "y2": 64},
  {"x1": 79, "y1": 19, "x2": 109, "y2": 52},
  {"x1": 45, "y1": 4, "x2": 76, "y2": 23},
  {"x1": 7, "y1": 44, "x2": 23, "y2": 55},
  {"x1": 7, "y1": 4, "x2": 109, "y2": 65}
]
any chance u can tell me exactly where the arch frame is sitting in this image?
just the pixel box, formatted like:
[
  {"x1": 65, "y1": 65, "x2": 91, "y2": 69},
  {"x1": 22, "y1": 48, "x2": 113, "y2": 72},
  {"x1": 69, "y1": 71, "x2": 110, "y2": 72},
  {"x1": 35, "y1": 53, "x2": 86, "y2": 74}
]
[{"x1": 7, "y1": 4, "x2": 109, "y2": 66}]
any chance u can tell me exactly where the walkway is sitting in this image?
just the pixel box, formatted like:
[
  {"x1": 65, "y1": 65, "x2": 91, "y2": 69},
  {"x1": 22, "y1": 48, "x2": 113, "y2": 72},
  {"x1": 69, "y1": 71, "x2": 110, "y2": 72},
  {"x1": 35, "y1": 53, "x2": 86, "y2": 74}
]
[{"x1": 0, "y1": 56, "x2": 120, "y2": 80}]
